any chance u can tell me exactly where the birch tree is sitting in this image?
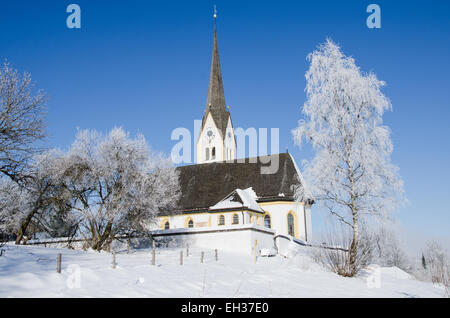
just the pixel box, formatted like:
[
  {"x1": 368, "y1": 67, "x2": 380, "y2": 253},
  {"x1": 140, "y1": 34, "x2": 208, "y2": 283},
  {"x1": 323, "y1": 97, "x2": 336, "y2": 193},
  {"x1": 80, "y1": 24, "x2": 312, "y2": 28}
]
[
  {"x1": 293, "y1": 39, "x2": 404, "y2": 276},
  {"x1": 57, "y1": 127, "x2": 180, "y2": 251}
]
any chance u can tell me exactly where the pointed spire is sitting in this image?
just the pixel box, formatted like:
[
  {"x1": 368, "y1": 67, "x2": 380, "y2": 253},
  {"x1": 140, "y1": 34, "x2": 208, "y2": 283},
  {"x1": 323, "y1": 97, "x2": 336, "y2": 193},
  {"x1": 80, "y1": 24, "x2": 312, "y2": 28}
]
[
  {"x1": 205, "y1": 12, "x2": 226, "y2": 115},
  {"x1": 203, "y1": 9, "x2": 229, "y2": 139}
]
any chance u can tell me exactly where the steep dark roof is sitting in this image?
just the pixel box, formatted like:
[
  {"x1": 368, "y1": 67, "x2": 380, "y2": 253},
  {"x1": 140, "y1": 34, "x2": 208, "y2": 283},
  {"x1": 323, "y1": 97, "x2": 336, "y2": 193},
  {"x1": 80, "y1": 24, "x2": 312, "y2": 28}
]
[
  {"x1": 202, "y1": 17, "x2": 230, "y2": 140},
  {"x1": 173, "y1": 153, "x2": 311, "y2": 213}
]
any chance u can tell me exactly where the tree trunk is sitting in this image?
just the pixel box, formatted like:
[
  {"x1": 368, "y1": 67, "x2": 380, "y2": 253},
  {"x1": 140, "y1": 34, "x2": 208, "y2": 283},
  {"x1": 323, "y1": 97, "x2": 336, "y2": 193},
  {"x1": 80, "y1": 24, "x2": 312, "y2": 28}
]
[
  {"x1": 349, "y1": 209, "x2": 358, "y2": 275},
  {"x1": 91, "y1": 222, "x2": 113, "y2": 251},
  {"x1": 15, "y1": 209, "x2": 36, "y2": 245}
]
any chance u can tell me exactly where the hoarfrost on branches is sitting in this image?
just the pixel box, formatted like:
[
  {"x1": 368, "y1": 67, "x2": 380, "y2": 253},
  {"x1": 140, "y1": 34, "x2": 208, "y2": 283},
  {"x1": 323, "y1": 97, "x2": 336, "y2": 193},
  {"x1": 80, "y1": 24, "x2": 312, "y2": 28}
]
[
  {"x1": 0, "y1": 149, "x2": 68, "y2": 244},
  {"x1": 0, "y1": 60, "x2": 46, "y2": 182},
  {"x1": 56, "y1": 127, "x2": 181, "y2": 251},
  {"x1": 292, "y1": 39, "x2": 405, "y2": 275}
]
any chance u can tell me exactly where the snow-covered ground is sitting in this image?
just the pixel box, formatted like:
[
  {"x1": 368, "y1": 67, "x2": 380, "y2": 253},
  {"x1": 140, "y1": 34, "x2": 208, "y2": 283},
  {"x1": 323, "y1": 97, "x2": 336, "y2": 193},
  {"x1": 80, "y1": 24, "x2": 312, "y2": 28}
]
[{"x1": 0, "y1": 243, "x2": 445, "y2": 298}]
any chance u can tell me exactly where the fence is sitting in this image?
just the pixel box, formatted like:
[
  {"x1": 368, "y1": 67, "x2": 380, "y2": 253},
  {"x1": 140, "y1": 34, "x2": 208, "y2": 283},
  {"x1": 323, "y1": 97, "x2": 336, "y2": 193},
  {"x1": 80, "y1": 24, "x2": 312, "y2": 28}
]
[{"x1": 51, "y1": 246, "x2": 220, "y2": 273}]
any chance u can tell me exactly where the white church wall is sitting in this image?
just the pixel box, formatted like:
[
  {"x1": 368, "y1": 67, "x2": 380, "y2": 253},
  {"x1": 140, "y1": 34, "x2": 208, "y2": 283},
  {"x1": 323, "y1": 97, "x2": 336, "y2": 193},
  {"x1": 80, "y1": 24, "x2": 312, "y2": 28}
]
[
  {"x1": 250, "y1": 227, "x2": 277, "y2": 255},
  {"x1": 154, "y1": 202, "x2": 311, "y2": 242},
  {"x1": 155, "y1": 211, "x2": 254, "y2": 231},
  {"x1": 223, "y1": 117, "x2": 236, "y2": 161},
  {"x1": 260, "y1": 202, "x2": 310, "y2": 242},
  {"x1": 156, "y1": 213, "x2": 211, "y2": 230},
  {"x1": 151, "y1": 225, "x2": 275, "y2": 255},
  {"x1": 304, "y1": 205, "x2": 312, "y2": 242}
]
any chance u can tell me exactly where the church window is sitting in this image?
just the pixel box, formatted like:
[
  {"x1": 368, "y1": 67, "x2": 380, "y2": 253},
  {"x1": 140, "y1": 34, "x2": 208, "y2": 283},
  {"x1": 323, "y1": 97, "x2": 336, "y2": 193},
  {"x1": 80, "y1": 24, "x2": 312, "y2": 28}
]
[
  {"x1": 185, "y1": 217, "x2": 194, "y2": 228},
  {"x1": 264, "y1": 215, "x2": 271, "y2": 228},
  {"x1": 232, "y1": 213, "x2": 239, "y2": 224},
  {"x1": 164, "y1": 221, "x2": 170, "y2": 230},
  {"x1": 212, "y1": 147, "x2": 216, "y2": 159},
  {"x1": 205, "y1": 148, "x2": 209, "y2": 161},
  {"x1": 287, "y1": 213, "x2": 295, "y2": 236},
  {"x1": 218, "y1": 215, "x2": 225, "y2": 225}
]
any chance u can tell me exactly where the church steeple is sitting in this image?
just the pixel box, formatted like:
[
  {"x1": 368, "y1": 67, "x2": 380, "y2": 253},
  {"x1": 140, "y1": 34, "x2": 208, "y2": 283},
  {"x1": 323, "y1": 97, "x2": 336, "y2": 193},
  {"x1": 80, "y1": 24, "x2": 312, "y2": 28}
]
[
  {"x1": 202, "y1": 11, "x2": 229, "y2": 139},
  {"x1": 205, "y1": 14, "x2": 226, "y2": 115},
  {"x1": 197, "y1": 10, "x2": 236, "y2": 164}
]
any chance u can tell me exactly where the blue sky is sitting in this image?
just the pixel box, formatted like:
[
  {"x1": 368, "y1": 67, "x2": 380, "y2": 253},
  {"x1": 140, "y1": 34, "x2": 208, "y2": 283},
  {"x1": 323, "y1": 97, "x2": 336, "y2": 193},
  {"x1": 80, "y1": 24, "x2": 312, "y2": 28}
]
[{"x1": 1, "y1": 0, "x2": 449, "y2": 253}]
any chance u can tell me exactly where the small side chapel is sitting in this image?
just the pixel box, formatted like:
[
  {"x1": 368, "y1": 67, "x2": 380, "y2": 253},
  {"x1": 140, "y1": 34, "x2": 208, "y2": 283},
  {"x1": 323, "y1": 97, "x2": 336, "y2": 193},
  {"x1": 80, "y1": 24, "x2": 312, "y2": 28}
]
[{"x1": 151, "y1": 14, "x2": 313, "y2": 254}]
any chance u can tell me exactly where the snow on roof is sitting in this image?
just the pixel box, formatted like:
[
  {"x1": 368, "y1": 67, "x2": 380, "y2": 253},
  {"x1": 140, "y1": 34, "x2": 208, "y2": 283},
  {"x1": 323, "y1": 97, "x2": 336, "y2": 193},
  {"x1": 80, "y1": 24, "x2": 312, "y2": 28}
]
[{"x1": 209, "y1": 187, "x2": 264, "y2": 213}]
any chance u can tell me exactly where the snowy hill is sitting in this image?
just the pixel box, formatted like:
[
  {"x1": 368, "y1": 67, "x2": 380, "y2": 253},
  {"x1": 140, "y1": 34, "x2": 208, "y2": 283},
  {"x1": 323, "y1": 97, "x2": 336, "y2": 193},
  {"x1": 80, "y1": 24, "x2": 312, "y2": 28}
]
[{"x1": 0, "y1": 244, "x2": 445, "y2": 298}]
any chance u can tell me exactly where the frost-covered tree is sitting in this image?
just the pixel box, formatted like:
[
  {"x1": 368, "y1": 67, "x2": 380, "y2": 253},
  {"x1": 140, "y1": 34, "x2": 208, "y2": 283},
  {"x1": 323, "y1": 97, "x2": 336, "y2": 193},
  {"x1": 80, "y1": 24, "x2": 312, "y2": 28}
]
[
  {"x1": 0, "y1": 61, "x2": 46, "y2": 182},
  {"x1": 422, "y1": 253, "x2": 427, "y2": 270},
  {"x1": 0, "y1": 150, "x2": 67, "y2": 244},
  {"x1": 372, "y1": 226, "x2": 410, "y2": 271},
  {"x1": 423, "y1": 241, "x2": 449, "y2": 286},
  {"x1": 293, "y1": 39, "x2": 404, "y2": 276},
  {"x1": 0, "y1": 178, "x2": 28, "y2": 238},
  {"x1": 56, "y1": 127, "x2": 180, "y2": 251}
]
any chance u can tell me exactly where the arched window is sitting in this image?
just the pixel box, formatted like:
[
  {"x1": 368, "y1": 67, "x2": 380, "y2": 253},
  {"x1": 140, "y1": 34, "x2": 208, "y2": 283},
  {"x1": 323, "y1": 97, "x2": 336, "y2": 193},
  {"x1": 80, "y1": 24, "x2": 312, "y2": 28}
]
[
  {"x1": 232, "y1": 213, "x2": 239, "y2": 225},
  {"x1": 287, "y1": 213, "x2": 295, "y2": 236},
  {"x1": 188, "y1": 219, "x2": 194, "y2": 228},
  {"x1": 164, "y1": 221, "x2": 170, "y2": 230},
  {"x1": 205, "y1": 148, "x2": 209, "y2": 161},
  {"x1": 212, "y1": 147, "x2": 216, "y2": 160},
  {"x1": 218, "y1": 215, "x2": 225, "y2": 225},
  {"x1": 264, "y1": 215, "x2": 271, "y2": 228}
]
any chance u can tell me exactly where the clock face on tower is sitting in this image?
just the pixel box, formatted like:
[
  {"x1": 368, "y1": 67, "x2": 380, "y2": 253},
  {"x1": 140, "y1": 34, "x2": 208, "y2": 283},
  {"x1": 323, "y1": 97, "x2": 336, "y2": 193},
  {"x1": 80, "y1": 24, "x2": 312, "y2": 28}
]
[{"x1": 206, "y1": 127, "x2": 215, "y2": 142}]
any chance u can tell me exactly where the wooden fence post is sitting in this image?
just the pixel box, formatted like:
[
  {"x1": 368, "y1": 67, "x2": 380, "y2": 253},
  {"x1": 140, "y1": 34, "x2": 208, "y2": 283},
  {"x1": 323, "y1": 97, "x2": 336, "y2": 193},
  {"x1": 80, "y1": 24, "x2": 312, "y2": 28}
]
[
  {"x1": 215, "y1": 249, "x2": 218, "y2": 261},
  {"x1": 180, "y1": 250, "x2": 183, "y2": 265},
  {"x1": 152, "y1": 249, "x2": 155, "y2": 265},
  {"x1": 56, "y1": 253, "x2": 62, "y2": 273},
  {"x1": 152, "y1": 239, "x2": 156, "y2": 250},
  {"x1": 201, "y1": 251, "x2": 204, "y2": 264},
  {"x1": 112, "y1": 252, "x2": 116, "y2": 269}
]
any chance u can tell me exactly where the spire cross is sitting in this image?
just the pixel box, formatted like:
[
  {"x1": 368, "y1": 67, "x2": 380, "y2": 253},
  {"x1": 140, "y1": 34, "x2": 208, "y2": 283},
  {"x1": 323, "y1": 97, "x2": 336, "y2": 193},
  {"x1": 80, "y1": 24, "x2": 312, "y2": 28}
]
[{"x1": 213, "y1": 5, "x2": 217, "y2": 19}]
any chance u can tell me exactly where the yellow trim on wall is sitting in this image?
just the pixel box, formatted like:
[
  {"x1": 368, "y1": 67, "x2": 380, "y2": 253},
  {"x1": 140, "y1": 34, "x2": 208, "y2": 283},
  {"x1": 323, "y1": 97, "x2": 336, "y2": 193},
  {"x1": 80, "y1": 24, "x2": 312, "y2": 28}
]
[
  {"x1": 256, "y1": 215, "x2": 261, "y2": 226},
  {"x1": 232, "y1": 213, "x2": 239, "y2": 224},
  {"x1": 157, "y1": 210, "x2": 256, "y2": 219},
  {"x1": 218, "y1": 214, "x2": 225, "y2": 226},
  {"x1": 263, "y1": 211, "x2": 272, "y2": 229},
  {"x1": 259, "y1": 201, "x2": 304, "y2": 207},
  {"x1": 158, "y1": 212, "x2": 210, "y2": 218},
  {"x1": 184, "y1": 217, "x2": 194, "y2": 228},
  {"x1": 287, "y1": 210, "x2": 299, "y2": 238},
  {"x1": 160, "y1": 217, "x2": 170, "y2": 230}
]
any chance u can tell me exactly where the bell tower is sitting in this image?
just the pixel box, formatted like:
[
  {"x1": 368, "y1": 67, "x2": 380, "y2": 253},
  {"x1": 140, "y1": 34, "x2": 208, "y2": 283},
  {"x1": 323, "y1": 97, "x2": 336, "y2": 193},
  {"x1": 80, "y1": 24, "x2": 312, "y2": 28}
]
[{"x1": 197, "y1": 10, "x2": 236, "y2": 164}]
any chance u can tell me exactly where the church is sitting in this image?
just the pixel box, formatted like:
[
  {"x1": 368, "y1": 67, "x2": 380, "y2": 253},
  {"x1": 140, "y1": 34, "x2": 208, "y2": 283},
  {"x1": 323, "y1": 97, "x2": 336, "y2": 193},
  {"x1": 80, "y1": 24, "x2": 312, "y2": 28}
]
[{"x1": 150, "y1": 14, "x2": 313, "y2": 255}]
